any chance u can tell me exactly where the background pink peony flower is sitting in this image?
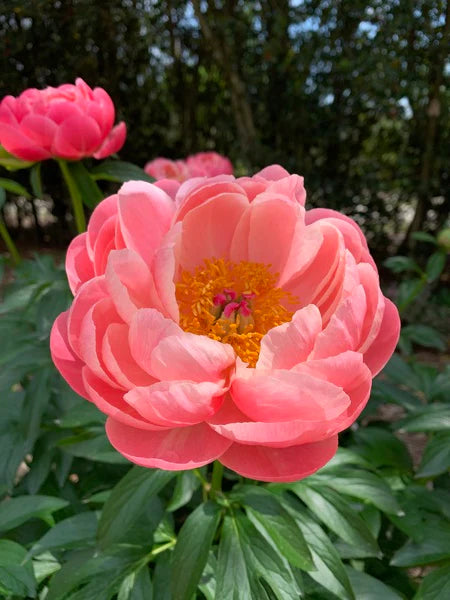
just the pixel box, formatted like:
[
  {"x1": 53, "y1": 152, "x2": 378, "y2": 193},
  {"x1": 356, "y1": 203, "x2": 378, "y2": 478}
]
[
  {"x1": 186, "y1": 151, "x2": 233, "y2": 177},
  {"x1": 51, "y1": 166, "x2": 400, "y2": 482},
  {"x1": 144, "y1": 157, "x2": 190, "y2": 182},
  {"x1": 0, "y1": 78, "x2": 126, "y2": 161}
]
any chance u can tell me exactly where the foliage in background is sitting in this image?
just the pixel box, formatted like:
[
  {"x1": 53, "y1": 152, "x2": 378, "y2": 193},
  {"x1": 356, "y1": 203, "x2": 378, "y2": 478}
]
[{"x1": 0, "y1": 0, "x2": 449, "y2": 251}]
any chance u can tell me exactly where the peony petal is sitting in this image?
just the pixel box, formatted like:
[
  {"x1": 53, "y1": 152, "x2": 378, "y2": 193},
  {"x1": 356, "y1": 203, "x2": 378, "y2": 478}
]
[
  {"x1": 118, "y1": 181, "x2": 175, "y2": 266},
  {"x1": 0, "y1": 122, "x2": 51, "y2": 160},
  {"x1": 52, "y1": 115, "x2": 102, "y2": 158},
  {"x1": 128, "y1": 308, "x2": 181, "y2": 374},
  {"x1": 231, "y1": 369, "x2": 349, "y2": 423},
  {"x1": 67, "y1": 276, "x2": 108, "y2": 356},
  {"x1": 175, "y1": 177, "x2": 242, "y2": 222},
  {"x1": 106, "y1": 419, "x2": 233, "y2": 469},
  {"x1": 178, "y1": 192, "x2": 249, "y2": 271},
  {"x1": 20, "y1": 114, "x2": 57, "y2": 151},
  {"x1": 219, "y1": 435, "x2": 338, "y2": 482},
  {"x1": 124, "y1": 379, "x2": 225, "y2": 427},
  {"x1": 105, "y1": 249, "x2": 164, "y2": 322},
  {"x1": 86, "y1": 194, "x2": 118, "y2": 260},
  {"x1": 65, "y1": 233, "x2": 94, "y2": 295},
  {"x1": 151, "y1": 331, "x2": 236, "y2": 384},
  {"x1": 363, "y1": 298, "x2": 401, "y2": 376},
  {"x1": 257, "y1": 305, "x2": 322, "y2": 370},
  {"x1": 256, "y1": 164, "x2": 290, "y2": 181},
  {"x1": 50, "y1": 311, "x2": 88, "y2": 398},
  {"x1": 102, "y1": 323, "x2": 155, "y2": 388},
  {"x1": 83, "y1": 368, "x2": 165, "y2": 430},
  {"x1": 93, "y1": 121, "x2": 126, "y2": 159}
]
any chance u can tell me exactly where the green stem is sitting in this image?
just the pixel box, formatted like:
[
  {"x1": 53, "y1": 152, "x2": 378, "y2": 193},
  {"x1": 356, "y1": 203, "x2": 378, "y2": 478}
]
[
  {"x1": 210, "y1": 461, "x2": 224, "y2": 498},
  {"x1": 57, "y1": 159, "x2": 86, "y2": 233},
  {"x1": 0, "y1": 218, "x2": 21, "y2": 265}
]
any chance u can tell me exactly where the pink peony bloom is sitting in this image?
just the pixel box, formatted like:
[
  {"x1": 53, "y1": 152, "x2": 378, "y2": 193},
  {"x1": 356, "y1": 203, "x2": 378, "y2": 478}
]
[
  {"x1": 145, "y1": 152, "x2": 233, "y2": 182},
  {"x1": 0, "y1": 78, "x2": 126, "y2": 161},
  {"x1": 144, "y1": 157, "x2": 190, "y2": 182},
  {"x1": 51, "y1": 165, "x2": 400, "y2": 482},
  {"x1": 186, "y1": 151, "x2": 233, "y2": 177}
]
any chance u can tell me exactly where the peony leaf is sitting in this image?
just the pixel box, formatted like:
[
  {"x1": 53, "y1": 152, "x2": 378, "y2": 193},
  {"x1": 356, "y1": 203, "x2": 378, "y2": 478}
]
[
  {"x1": 91, "y1": 160, "x2": 154, "y2": 184},
  {"x1": 170, "y1": 501, "x2": 221, "y2": 600},
  {"x1": 0, "y1": 495, "x2": 68, "y2": 533}
]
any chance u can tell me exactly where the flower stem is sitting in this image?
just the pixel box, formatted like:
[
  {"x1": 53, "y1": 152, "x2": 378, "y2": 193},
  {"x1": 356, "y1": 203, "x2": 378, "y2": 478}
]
[
  {"x1": 0, "y1": 217, "x2": 21, "y2": 265},
  {"x1": 57, "y1": 159, "x2": 86, "y2": 233},
  {"x1": 210, "y1": 461, "x2": 224, "y2": 498}
]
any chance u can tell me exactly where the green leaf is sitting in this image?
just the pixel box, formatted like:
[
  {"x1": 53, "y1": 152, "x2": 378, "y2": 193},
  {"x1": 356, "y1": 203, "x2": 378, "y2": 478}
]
[
  {"x1": 397, "y1": 404, "x2": 450, "y2": 432},
  {"x1": 0, "y1": 145, "x2": 35, "y2": 170},
  {"x1": 416, "y1": 432, "x2": 450, "y2": 478},
  {"x1": 216, "y1": 512, "x2": 301, "y2": 600},
  {"x1": 171, "y1": 501, "x2": 221, "y2": 600},
  {"x1": 29, "y1": 512, "x2": 99, "y2": 557},
  {"x1": 414, "y1": 565, "x2": 450, "y2": 599},
  {"x1": 426, "y1": 251, "x2": 446, "y2": 282},
  {"x1": 118, "y1": 567, "x2": 153, "y2": 600},
  {"x1": 233, "y1": 485, "x2": 314, "y2": 570},
  {"x1": 391, "y1": 534, "x2": 450, "y2": 567},
  {"x1": 46, "y1": 546, "x2": 145, "y2": 600},
  {"x1": 56, "y1": 401, "x2": 106, "y2": 428},
  {"x1": 402, "y1": 325, "x2": 447, "y2": 352},
  {"x1": 167, "y1": 470, "x2": 200, "y2": 512},
  {"x1": 346, "y1": 567, "x2": 404, "y2": 599},
  {"x1": 0, "y1": 186, "x2": 5, "y2": 210},
  {"x1": 351, "y1": 427, "x2": 412, "y2": 471},
  {"x1": 98, "y1": 467, "x2": 174, "y2": 548},
  {"x1": 61, "y1": 160, "x2": 103, "y2": 208},
  {"x1": 0, "y1": 176, "x2": 31, "y2": 198},
  {"x1": 0, "y1": 540, "x2": 37, "y2": 598},
  {"x1": 58, "y1": 430, "x2": 127, "y2": 463},
  {"x1": 383, "y1": 256, "x2": 419, "y2": 274},
  {"x1": 290, "y1": 483, "x2": 380, "y2": 556},
  {"x1": 0, "y1": 495, "x2": 68, "y2": 534},
  {"x1": 411, "y1": 232, "x2": 437, "y2": 244},
  {"x1": 281, "y1": 494, "x2": 354, "y2": 600},
  {"x1": 308, "y1": 469, "x2": 402, "y2": 514},
  {"x1": 91, "y1": 160, "x2": 154, "y2": 184}
]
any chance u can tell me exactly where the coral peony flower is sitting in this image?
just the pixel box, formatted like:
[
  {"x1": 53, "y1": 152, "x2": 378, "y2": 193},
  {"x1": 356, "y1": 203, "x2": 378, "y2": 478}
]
[
  {"x1": 0, "y1": 78, "x2": 126, "y2": 161},
  {"x1": 145, "y1": 152, "x2": 233, "y2": 182},
  {"x1": 51, "y1": 165, "x2": 400, "y2": 482},
  {"x1": 186, "y1": 151, "x2": 233, "y2": 177},
  {"x1": 144, "y1": 157, "x2": 190, "y2": 182}
]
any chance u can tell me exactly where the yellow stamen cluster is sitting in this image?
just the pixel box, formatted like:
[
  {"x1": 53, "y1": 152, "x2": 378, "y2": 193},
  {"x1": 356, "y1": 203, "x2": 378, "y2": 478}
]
[{"x1": 176, "y1": 258, "x2": 298, "y2": 367}]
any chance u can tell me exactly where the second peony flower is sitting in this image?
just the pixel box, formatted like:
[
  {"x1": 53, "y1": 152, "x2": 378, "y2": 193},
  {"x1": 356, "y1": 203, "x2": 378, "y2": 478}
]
[{"x1": 50, "y1": 165, "x2": 400, "y2": 482}]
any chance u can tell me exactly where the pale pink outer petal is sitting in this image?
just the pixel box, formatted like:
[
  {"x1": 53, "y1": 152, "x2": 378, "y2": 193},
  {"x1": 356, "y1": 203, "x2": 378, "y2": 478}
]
[
  {"x1": 363, "y1": 298, "x2": 401, "y2": 376},
  {"x1": 231, "y1": 369, "x2": 349, "y2": 423},
  {"x1": 257, "y1": 305, "x2": 322, "y2": 370},
  {"x1": 82, "y1": 368, "x2": 167, "y2": 430},
  {"x1": 154, "y1": 179, "x2": 181, "y2": 200},
  {"x1": 92, "y1": 216, "x2": 117, "y2": 276},
  {"x1": 124, "y1": 380, "x2": 225, "y2": 427},
  {"x1": 178, "y1": 191, "x2": 249, "y2": 271},
  {"x1": 105, "y1": 419, "x2": 233, "y2": 469},
  {"x1": 265, "y1": 175, "x2": 306, "y2": 206},
  {"x1": 105, "y1": 249, "x2": 164, "y2": 323},
  {"x1": 93, "y1": 121, "x2": 126, "y2": 159},
  {"x1": 219, "y1": 435, "x2": 339, "y2": 482},
  {"x1": 152, "y1": 224, "x2": 182, "y2": 321},
  {"x1": 65, "y1": 233, "x2": 95, "y2": 295},
  {"x1": 50, "y1": 311, "x2": 88, "y2": 398},
  {"x1": 118, "y1": 181, "x2": 175, "y2": 265}
]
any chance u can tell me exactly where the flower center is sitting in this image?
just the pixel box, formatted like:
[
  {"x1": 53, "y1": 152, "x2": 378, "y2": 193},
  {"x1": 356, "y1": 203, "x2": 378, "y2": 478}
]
[{"x1": 176, "y1": 258, "x2": 298, "y2": 367}]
